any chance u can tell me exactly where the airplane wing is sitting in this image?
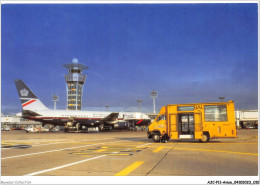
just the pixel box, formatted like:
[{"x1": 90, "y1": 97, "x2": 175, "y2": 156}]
[{"x1": 102, "y1": 112, "x2": 119, "y2": 121}]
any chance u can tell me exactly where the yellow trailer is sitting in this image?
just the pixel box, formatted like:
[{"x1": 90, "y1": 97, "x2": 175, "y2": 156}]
[{"x1": 147, "y1": 101, "x2": 237, "y2": 143}]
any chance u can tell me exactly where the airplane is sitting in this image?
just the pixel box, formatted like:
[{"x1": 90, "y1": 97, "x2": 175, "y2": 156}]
[{"x1": 14, "y1": 79, "x2": 151, "y2": 132}]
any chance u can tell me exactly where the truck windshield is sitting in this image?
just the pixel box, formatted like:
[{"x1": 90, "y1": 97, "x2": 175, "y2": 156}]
[
  {"x1": 156, "y1": 114, "x2": 166, "y2": 121},
  {"x1": 177, "y1": 106, "x2": 194, "y2": 111}
]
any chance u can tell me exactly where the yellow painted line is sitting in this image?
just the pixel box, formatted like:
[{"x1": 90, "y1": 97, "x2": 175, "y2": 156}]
[
  {"x1": 174, "y1": 147, "x2": 258, "y2": 156},
  {"x1": 96, "y1": 149, "x2": 107, "y2": 152},
  {"x1": 176, "y1": 143, "x2": 258, "y2": 145},
  {"x1": 153, "y1": 146, "x2": 165, "y2": 152},
  {"x1": 115, "y1": 161, "x2": 144, "y2": 176},
  {"x1": 141, "y1": 143, "x2": 258, "y2": 147}
]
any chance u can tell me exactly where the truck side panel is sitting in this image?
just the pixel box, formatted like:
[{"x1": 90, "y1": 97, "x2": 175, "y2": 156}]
[
  {"x1": 194, "y1": 112, "x2": 203, "y2": 139},
  {"x1": 203, "y1": 102, "x2": 236, "y2": 138}
]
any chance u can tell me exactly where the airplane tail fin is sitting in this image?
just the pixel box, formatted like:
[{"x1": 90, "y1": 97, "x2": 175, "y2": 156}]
[{"x1": 14, "y1": 79, "x2": 49, "y2": 111}]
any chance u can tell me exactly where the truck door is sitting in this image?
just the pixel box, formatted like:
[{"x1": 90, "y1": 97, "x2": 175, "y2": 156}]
[
  {"x1": 177, "y1": 114, "x2": 195, "y2": 140},
  {"x1": 169, "y1": 114, "x2": 178, "y2": 139},
  {"x1": 178, "y1": 114, "x2": 194, "y2": 135},
  {"x1": 194, "y1": 112, "x2": 203, "y2": 139}
]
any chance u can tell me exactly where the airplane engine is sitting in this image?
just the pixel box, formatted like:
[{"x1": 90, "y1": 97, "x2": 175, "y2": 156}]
[{"x1": 113, "y1": 121, "x2": 129, "y2": 129}]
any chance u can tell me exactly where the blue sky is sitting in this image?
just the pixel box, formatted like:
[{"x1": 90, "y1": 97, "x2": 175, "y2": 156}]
[{"x1": 1, "y1": 3, "x2": 258, "y2": 114}]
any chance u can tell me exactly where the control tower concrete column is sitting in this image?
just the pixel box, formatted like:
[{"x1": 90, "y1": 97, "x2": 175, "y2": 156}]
[{"x1": 63, "y1": 58, "x2": 89, "y2": 110}]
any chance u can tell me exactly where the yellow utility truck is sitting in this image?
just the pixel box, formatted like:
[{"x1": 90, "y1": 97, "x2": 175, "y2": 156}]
[{"x1": 147, "y1": 101, "x2": 237, "y2": 143}]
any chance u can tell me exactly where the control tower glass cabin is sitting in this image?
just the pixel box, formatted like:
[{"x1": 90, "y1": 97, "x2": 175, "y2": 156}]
[{"x1": 63, "y1": 59, "x2": 88, "y2": 110}]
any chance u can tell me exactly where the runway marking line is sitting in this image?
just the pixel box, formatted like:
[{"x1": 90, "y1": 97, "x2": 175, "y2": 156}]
[
  {"x1": 175, "y1": 142, "x2": 258, "y2": 145},
  {"x1": 115, "y1": 161, "x2": 144, "y2": 176},
  {"x1": 153, "y1": 146, "x2": 165, "y2": 152},
  {"x1": 72, "y1": 152, "x2": 132, "y2": 156},
  {"x1": 136, "y1": 143, "x2": 151, "y2": 148},
  {"x1": 96, "y1": 149, "x2": 107, "y2": 152},
  {"x1": 150, "y1": 142, "x2": 258, "y2": 145},
  {"x1": 135, "y1": 144, "x2": 258, "y2": 156},
  {"x1": 70, "y1": 145, "x2": 147, "y2": 156},
  {"x1": 25, "y1": 155, "x2": 107, "y2": 176},
  {"x1": 174, "y1": 147, "x2": 258, "y2": 156},
  {"x1": 1, "y1": 140, "x2": 125, "y2": 160},
  {"x1": 1, "y1": 138, "x2": 115, "y2": 150}
]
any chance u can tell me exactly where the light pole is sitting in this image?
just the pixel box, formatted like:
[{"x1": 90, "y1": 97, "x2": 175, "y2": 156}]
[
  {"x1": 52, "y1": 94, "x2": 59, "y2": 110},
  {"x1": 219, "y1": 97, "x2": 225, "y2": 102},
  {"x1": 137, "y1": 100, "x2": 142, "y2": 112},
  {"x1": 150, "y1": 90, "x2": 158, "y2": 114}
]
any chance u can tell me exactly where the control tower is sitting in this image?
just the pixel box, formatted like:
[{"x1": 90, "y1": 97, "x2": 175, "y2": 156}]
[{"x1": 63, "y1": 58, "x2": 89, "y2": 110}]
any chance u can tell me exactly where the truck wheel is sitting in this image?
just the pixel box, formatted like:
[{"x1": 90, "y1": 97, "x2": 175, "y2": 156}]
[
  {"x1": 152, "y1": 134, "x2": 160, "y2": 142},
  {"x1": 200, "y1": 133, "x2": 209, "y2": 143}
]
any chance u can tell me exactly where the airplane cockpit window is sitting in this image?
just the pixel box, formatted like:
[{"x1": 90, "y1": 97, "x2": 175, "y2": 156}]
[{"x1": 156, "y1": 114, "x2": 166, "y2": 121}]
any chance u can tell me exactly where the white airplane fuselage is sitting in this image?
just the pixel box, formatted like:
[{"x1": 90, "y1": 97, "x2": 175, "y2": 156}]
[
  {"x1": 23, "y1": 110, "x2": 150, "y2": 127},
  {"x1": 14, "y1": 79, "x2": 151, "y2": 130}
]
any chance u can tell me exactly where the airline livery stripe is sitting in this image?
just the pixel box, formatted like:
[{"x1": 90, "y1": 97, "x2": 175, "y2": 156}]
[
  {"x1": 22, "y1": 100, "x2": 36, "y2": 107},
  {"x1": 136, "y1": 119, "x2": 143, "y2": 124}
]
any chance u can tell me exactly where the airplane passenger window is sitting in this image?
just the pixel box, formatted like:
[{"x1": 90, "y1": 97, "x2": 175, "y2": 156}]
[{"x1": 204, "y1": 105, "x2": 227, "y2": 122}]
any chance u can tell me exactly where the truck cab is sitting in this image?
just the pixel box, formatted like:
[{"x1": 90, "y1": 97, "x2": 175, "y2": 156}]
[{"x1": 147, "y1": 106, "x2": 168, "y2": 142}]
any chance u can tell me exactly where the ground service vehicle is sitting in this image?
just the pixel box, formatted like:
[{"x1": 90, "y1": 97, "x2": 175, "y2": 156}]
[
  {"x1": 25, "y1": 125, "x2": 42, "y2": 133},
  {"x1": 148, "y1": 101, "x2": 237, "y2": 143},
  {"x1": 1, "y1": 125, "x2": 11, "y2": 131},
  {"x1": 41, "y1": 126, "x2": 50, "y2": 132}
]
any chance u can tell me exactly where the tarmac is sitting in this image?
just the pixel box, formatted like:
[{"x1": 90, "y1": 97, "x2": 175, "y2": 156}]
[{"x1": 1, "y1": 129, "x2": 258, "y2": 178}]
